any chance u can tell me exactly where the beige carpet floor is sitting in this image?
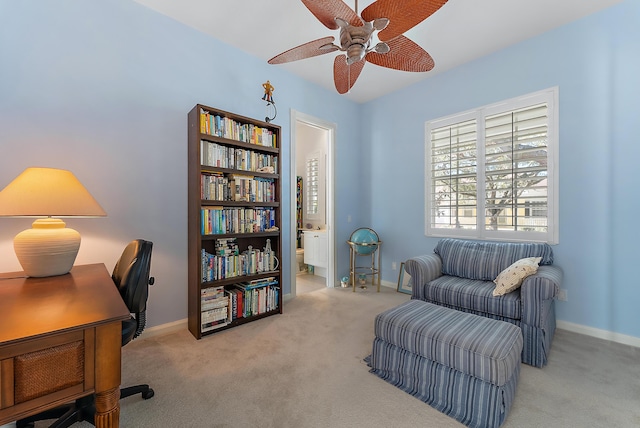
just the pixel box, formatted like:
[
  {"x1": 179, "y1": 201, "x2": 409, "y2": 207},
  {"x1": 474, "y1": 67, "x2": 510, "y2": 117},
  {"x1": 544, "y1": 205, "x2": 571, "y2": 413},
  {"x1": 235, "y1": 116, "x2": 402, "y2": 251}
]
[{"x1": 30, "y1": 282, "x2": 640, "y2": 427}]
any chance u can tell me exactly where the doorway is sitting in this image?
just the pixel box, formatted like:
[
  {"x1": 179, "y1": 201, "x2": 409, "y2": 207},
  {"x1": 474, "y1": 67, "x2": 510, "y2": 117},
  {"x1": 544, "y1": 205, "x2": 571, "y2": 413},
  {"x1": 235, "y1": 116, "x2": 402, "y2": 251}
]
[{"x1": 290, "y1": 110, "x2": 336, "y2": 297}]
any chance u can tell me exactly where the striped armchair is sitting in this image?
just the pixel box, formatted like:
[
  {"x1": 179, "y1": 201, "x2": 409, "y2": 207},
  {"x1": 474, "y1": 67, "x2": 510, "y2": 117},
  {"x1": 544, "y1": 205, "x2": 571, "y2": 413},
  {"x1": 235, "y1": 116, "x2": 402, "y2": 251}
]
[{"x1": 404, "y1": 238, "x2": 562, "y2": 368}]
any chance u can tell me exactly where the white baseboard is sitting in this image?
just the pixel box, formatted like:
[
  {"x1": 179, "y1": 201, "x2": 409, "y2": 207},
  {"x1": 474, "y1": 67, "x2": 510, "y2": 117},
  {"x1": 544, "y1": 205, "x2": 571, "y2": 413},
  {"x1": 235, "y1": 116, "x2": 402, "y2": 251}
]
[
  {"x1": 381, "y1": 280, "x2": 397, "y2": 290},
  {"x1": 556, "y1": 320, "x2": 640, "y2": 348},
  {"x1": 138, "y1": 318, "x2": 187, "y2": 339}
]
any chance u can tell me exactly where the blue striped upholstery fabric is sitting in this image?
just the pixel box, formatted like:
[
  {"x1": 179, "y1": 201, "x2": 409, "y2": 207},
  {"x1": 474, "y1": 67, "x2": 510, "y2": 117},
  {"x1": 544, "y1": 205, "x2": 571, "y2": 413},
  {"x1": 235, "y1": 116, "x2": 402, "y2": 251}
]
[
  {"x1": 369, "y1": 300, "x2": 522, "y2": 428},
  {"x1": 434, "y1": 238, "x2": 554, "y2": 281},
  {"x1": 406, "y1": 253, "x2": 443, "y2": 298},
  {"x1": 369, "y1": 339, "x2": 520, "y2": 428},
  {"x1": 412, "y1": 299, "x2": 520, "y2": 325},
  {"x1": 421, "y1": 276, "x2": 521, "y2": 319},
  {"x1": 404, "y1": 239, "x2": 562, "y2": 368},
  {"x1": 520, "y1": 265, "x2": 561, "y2": 326},
  {"x1": 374, "y1": 300, "x2": 522, "y2": 386},
  {"x1": 521, "y1": 297, "x2": 556, "y2": 365}
]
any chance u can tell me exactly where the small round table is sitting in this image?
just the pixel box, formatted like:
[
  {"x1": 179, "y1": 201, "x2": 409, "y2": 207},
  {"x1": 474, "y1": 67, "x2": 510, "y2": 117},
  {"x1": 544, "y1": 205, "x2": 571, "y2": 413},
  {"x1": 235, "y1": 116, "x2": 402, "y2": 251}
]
[{"x1": 347, "y1": 238, "x2": 382, "y2": 292}]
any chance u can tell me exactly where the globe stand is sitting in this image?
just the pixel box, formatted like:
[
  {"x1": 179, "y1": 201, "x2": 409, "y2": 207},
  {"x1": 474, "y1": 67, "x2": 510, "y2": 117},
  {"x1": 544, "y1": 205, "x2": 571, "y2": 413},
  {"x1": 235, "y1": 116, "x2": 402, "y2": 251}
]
[{"x1": 347, "y1": 240, "x2": 382, "y2": 293}]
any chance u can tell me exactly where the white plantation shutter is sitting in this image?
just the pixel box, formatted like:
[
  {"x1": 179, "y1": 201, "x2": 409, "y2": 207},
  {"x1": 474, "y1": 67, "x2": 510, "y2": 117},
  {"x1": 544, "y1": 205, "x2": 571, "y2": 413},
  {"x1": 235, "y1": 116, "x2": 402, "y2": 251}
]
[
  {"x1": 429, "y1": 119, "x2": 478, "y2": 232},
  {"x1": 425, "y1": 88, "x2": 558, "y2": 243},
  {"x1": 484, "y1": 103, "x2": 548, "y2": 233},
  {"x1": 306, "y1": 154, "x2": 319, "y2": 216}
]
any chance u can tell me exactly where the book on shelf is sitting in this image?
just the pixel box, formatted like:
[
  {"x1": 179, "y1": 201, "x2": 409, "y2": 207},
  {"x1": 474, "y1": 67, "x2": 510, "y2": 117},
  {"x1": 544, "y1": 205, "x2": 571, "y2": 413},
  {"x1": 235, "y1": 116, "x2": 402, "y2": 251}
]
[
  {"x1": 200, "y1": 140, "x2": 278, "y2": 173},
  {"x1": 201, "y1": 319, "x2": 228, "y2": 333},
  {"x1": 201, "y1": 172, "x2": 276, "y2": 203},
  {"x1": 201, "y1": 295, "x2": 230, "y2": 311},
  {"x1": 201, "y1": 207, "x2": 276, "y2": 235},
  {"x1": 201, "y1": 172, "x2": 230, "y2": 201},
  {"x1": 201, "y1": 306, "x2": 229, "y2": 322},
  {"x1": 226, "y1": 174, "x2": 275, "y2": 203},
  {"x1": 225, "y1": 288, "x2": 243, "y2": 321},
  {"x1": 201, "y1": 285, "x2": 225, "y2": 298},
  {"x1": 200, "y1": 110, "x2": 277, "y2": 148},
  {"x1": 215, "y1": 237, "x2": 239, "y2": 255},
  {"x1": 232, "y1": 282, "x2": 279, "y2": 318},
  {"x1": 238, "y1": 277, "x2": 278, "y2": 289},
  {"x1": 202, "y1": 247, "x2": 277, "y2": 282},
  {"x1": 201, "y1": 287, "x2": 230, "y2": 333}
]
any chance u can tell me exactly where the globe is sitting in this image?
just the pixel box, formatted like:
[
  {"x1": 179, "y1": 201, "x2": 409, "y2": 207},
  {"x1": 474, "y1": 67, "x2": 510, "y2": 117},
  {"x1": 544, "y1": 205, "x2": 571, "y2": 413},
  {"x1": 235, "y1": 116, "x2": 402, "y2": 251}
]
[{"x1": 349, "y1": 228, "x2": 379, "y2": 255}]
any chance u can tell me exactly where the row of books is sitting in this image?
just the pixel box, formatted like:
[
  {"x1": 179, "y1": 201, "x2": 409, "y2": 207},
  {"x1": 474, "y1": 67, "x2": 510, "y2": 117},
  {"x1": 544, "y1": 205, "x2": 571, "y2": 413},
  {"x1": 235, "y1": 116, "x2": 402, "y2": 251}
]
[
  {"x1": 201, "y1": 207, "x2": 276, "y2": 235},
  {"x1": 201, "y1": 247, "x2": 277, "y2": 282},
  {"x1": 200, "y1": 110, "x2": 277, "y2": 148},
  {"x1": 227, "y1": 279, "x2": 279, "y2": 320},
  {"x1": 200, "y1": 280, "x2": 280, "y2": 333},
  {"x1": 201, "y1": 173, "x2": 275, "y2": 203},
  {"x1": 214, "y1": 237, "x2": 239, "y2": 256},
  {"x1": 201, "y1": 285, "x2": 230, "y2": 332},
  {"x1": 200, "y1": 140, "x2": 278, "y2": 172}
]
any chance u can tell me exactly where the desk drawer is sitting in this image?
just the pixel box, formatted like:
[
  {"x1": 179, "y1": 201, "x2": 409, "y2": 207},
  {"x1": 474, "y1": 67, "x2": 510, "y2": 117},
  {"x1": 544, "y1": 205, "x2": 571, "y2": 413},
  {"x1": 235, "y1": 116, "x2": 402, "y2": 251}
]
[
  {"x1": 0, "y1": 329, "x2": 95, "y2": 422},
  {"x1": 14, "y1": 340, "x2": 84, "y2": 403}
]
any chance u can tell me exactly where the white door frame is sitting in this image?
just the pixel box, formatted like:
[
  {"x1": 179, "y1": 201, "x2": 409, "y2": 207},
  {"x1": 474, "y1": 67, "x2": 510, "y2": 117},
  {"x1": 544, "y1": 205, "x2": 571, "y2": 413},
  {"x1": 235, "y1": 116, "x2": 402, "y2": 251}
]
[{"x1": 290, "y1": 110, "x2": 336, "y2": 296}]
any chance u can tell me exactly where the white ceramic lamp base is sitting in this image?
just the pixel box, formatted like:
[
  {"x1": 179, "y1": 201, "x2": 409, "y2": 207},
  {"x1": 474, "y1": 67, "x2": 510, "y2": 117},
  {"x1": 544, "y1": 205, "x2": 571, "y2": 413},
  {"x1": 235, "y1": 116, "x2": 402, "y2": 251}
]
[{"x1": 13, "y1": 218, "x2": 81, "y2": 277}]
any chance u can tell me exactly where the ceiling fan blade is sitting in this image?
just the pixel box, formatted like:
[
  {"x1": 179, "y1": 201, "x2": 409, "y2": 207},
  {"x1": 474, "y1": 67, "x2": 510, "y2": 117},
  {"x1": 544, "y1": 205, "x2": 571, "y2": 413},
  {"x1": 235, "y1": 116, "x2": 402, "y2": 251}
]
[
  {"x1": 334, "y1": 54, "x2": 365, "y2": 94},
  {"x1": 268, "y1": 37, "x2": 338, "y2": 65},
  {"x1": 301, "y1": 0, "x2": 362, "y2": 29},
  {"x1": 361, "y1": 0, "x2": 448, "y2": 41},
  {"x1": 365, "y1": 35, "x2": 434, "y2": 72}
]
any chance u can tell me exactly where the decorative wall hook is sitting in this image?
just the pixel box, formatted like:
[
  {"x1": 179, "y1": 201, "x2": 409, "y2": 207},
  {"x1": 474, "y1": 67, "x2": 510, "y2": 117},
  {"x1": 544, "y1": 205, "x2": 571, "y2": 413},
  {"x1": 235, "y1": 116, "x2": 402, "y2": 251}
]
[{"x1": 262, "y1": 80, "x2": 277, "y2": 123}]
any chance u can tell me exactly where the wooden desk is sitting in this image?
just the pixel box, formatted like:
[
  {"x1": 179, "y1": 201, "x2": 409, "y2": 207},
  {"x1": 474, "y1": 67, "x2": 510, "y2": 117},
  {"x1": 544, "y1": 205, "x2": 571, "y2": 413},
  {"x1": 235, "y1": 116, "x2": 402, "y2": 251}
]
[{"x1": 0, "y1": 263, "x2": 130, "y2": 428}]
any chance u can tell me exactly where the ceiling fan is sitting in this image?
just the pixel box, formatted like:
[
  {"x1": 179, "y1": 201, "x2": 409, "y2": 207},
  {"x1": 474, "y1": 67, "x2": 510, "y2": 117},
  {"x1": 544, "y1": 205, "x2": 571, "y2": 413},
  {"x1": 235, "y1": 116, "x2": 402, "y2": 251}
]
[{"x1": 268, "y1": 0, "x2": 448, "y2": 94}]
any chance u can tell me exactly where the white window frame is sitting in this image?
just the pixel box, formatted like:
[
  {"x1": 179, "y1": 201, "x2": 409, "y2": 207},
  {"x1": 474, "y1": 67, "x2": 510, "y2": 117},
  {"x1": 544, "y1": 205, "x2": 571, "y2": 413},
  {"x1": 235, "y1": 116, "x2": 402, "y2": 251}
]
[{"x1": 424, "y1": 87, "x2": 559, "y2": 244}]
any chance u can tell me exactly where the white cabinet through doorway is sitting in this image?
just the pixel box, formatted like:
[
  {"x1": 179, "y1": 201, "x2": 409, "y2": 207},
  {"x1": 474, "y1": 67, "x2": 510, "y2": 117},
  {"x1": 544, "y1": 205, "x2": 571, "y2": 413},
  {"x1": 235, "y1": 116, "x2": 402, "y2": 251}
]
[{"x1": 303, "y1": 230, "x2": 327, "y2": 268}]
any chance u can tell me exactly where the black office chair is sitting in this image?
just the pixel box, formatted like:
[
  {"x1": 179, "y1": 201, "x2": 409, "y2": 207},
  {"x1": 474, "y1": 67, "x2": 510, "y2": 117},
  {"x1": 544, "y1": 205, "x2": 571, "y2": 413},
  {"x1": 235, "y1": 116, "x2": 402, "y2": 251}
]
[{"x1": 17, "y1": 239, "x2": 156, "y2": 428}]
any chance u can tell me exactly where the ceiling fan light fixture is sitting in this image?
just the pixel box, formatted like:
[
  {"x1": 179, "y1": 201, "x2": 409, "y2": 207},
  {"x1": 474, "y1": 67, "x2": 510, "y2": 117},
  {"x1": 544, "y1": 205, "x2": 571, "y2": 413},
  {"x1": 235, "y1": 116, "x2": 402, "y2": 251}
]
[
  {"x1": 372, "y1": 42, "x2": 390, "y2": 54},
  {"x1": 335, "y1": 17, "x2": 350, "y2": 29},
  {"x1": 372, "y1": 18, "x2": 389, "y2": 31}
]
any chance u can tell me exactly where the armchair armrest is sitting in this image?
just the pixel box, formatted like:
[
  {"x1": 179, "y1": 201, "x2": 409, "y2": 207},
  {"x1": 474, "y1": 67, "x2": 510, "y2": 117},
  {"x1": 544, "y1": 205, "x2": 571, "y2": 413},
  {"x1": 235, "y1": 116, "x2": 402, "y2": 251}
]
[
  {"x1": 520, "y1": 265, "x2": 563, "y2": 326},
  {"x1": 405, "y1": 254, "x2": 443, "y2": 299}
]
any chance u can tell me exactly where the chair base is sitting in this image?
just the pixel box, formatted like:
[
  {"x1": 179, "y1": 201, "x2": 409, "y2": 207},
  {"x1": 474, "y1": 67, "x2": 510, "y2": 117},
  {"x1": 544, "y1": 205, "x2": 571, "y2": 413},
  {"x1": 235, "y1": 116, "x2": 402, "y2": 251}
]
[{"x1": 16, "y1": 384, "x2": 154, "y2": 428}]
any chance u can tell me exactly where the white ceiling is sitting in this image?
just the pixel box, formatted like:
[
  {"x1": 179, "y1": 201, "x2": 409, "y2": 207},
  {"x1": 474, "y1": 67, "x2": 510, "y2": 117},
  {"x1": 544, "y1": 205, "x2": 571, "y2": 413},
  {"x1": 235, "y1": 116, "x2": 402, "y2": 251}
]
[{"x1": 134, "y1": 0, "x2": 623, "y2": 103}]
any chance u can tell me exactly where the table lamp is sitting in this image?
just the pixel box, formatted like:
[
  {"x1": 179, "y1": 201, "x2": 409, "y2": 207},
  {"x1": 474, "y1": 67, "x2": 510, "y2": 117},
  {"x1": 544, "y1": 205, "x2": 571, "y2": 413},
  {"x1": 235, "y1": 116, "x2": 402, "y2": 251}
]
[{"x1": 0, "y1": 167, "x2": 106, "y2": 277}]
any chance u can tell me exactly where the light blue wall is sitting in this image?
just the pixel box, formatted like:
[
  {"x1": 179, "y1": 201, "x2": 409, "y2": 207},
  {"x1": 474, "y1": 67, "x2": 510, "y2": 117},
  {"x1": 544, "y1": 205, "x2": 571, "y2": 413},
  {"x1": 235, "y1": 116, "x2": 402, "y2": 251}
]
[
  {"x1": 0, "y1": 0, "x2": 364, "y2": 328},
  {"x1": 1, "y1": 0, "x2": 638, "y2": 341},
  {"x1": 363, "y1": 0, "x2": 640, "y2": 339}
]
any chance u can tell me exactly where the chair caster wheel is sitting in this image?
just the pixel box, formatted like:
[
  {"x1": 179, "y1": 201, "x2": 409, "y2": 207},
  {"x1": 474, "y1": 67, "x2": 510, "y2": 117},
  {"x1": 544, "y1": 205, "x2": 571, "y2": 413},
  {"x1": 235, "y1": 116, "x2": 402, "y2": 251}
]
[{"x1": 143, "y1": 388, "x2": 155, "y2": 399}]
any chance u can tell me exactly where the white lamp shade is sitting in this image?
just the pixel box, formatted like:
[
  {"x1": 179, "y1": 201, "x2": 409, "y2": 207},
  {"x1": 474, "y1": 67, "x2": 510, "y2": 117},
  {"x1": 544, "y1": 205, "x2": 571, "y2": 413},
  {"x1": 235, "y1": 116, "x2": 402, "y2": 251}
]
[{"x1": 0, "y1": 167, "x2": 106, "y2": 277}]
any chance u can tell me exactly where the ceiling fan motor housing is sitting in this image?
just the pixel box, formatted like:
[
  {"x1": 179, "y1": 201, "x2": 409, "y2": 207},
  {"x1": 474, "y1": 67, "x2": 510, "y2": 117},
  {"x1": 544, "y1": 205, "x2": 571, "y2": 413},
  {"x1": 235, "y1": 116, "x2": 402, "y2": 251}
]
[{"x1": 339, "y1": 21, "x2": 374, "y2": 64}]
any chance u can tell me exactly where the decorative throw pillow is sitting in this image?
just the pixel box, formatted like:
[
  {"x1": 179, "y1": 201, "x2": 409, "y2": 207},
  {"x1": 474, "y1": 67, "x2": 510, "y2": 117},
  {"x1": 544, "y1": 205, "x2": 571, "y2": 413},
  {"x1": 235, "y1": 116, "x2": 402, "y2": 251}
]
[{"x1": 493, "y1": 257, "x2": 542, "y2": 296}]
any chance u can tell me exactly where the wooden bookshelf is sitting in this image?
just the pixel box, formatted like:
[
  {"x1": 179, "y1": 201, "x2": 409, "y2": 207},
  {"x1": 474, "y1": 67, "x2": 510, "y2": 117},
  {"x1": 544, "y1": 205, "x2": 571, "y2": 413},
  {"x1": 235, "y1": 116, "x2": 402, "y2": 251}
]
[{"x1": 187, "y1": 104, "x2": 282, "y2": 339}]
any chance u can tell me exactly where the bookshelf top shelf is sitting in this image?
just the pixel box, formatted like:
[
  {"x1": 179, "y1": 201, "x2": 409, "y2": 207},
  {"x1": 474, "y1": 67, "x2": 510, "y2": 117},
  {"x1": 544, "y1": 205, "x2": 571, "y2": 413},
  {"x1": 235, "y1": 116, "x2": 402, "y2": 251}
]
[{"x1": 197, "y1": 104, "x2": 281, "y2": 131}]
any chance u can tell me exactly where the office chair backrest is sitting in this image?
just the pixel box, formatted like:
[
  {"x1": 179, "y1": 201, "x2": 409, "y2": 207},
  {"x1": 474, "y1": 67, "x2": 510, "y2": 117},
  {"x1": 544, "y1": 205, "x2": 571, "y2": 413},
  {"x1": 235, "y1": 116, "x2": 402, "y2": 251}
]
[{"x1": 112, "y1": 239, "x2": 154, "y2": 341}]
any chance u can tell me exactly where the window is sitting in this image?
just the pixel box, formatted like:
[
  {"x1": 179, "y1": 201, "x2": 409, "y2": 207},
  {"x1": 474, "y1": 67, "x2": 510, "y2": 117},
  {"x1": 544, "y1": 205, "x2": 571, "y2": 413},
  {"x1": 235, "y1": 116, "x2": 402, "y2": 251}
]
[
  {"x1": 306, "y1": 154, "x2": 320, "y2": 217},
  {"x1": 425, "y1": 88, "x2": 558, "y2": 244}
]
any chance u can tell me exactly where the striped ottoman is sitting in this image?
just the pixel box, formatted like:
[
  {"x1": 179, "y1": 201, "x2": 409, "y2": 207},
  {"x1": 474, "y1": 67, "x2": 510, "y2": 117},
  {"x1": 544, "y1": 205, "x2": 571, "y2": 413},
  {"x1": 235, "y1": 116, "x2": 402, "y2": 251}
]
[{"x1": 368, "y1": 300, "x2": 522, "y2": 428}]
